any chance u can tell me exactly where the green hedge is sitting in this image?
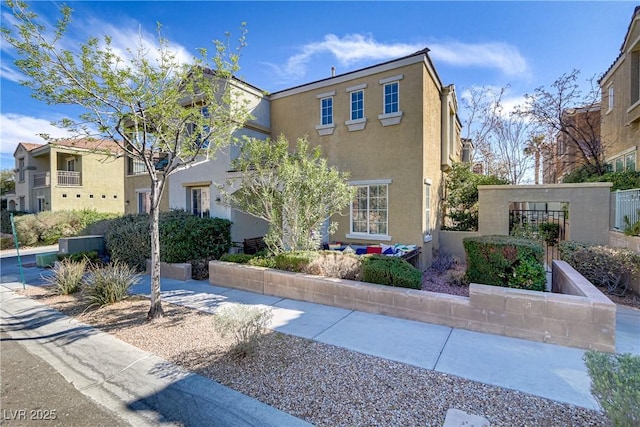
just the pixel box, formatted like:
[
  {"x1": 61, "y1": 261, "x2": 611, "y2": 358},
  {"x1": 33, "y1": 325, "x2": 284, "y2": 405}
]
[
  {"x1": 0, "y1": 210, "x2": 28, "y2": 234},
  {"x1": 105, "y1": 210, "x2": 232, "y2": 271},
  {"x1": 361, "y1": 255, "x2": 422, "y2": 289},
  {"x1": 463, "y1": 235, "x2": 546, "y2": 292}
]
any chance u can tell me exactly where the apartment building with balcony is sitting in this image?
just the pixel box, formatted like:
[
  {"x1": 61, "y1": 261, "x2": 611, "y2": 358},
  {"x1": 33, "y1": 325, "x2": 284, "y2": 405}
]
[{"x1": 8, "y1": 139, "x2": 125, "y2": 213}]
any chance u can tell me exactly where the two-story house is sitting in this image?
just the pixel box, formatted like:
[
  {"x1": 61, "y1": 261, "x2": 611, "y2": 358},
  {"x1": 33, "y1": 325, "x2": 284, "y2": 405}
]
[
  {"x1": 600, "y1": 6, "x2": 640, "y2": 172},
  {"x1": 270, "y1": 48, "x2": 462, "y2": 266},
  {"x1": 9, "y1": 138, "x2": 125, "y2": 213}
]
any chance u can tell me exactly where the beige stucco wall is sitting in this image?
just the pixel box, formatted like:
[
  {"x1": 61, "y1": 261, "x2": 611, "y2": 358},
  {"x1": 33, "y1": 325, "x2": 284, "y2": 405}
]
[
  {"x1": 600, "y1": 11, "x2": 640, "y2": 169},
  {"x1": 478, "y1": 183, "x2": 612, "y2": 244},
  {"x1": 124, "y1": 173, "x2": 169, "y2": 215},
  {"x1": 270, "y1": 58, "x2": 449, "y2": 266},
  {"x1": 608, "y1": 231, "x2": 640, "y2": 295}
]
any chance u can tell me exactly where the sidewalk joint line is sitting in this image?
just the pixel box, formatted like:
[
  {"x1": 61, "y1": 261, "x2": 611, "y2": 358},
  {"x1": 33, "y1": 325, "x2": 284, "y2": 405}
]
[
  {"x1": 311, "y1": 310, "x2": 354, "y2": 340},
  {"x1": 433, "y1": 327, "x2": 453, "y2": 371},
  {"x1": 78, "y1": 354, "x2": 154, "y2": 391}
]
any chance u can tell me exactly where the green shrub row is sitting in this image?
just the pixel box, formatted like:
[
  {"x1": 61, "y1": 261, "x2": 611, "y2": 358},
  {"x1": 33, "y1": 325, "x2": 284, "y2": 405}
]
[
  {"x1": 10, "y1": 210, "x2": 118, "y2": 246},
  {"x1": 463, "y1": 235, "x2": 546, "y2": 292},
  {"x1": 221, "y1": 250, "x2": 421, "y2": 289},
  {"x1": 559, "y1": 241, "x2": 640, "y2": 289},
  {"x1": 0, "y1": 210, "x2": 28, "y2": 234},
  {"x1": 104, "y1": 210, "x2": 232, "y2": 273}
]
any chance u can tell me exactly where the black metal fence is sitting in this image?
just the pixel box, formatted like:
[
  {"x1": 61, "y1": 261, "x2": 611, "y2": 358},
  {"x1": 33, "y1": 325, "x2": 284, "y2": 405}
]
[{"x1": 509, "y1": 209, "x2": 567, "y2": 271}]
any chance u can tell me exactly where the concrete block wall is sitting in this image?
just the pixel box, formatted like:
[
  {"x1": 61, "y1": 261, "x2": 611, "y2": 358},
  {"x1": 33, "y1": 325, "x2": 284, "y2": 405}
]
[
  {"x1": 146, "y1": 260, "x2": 192, "y2": 281},
  {"x1": 209, "y1": 260, "x2": 616, "y2": 352}
]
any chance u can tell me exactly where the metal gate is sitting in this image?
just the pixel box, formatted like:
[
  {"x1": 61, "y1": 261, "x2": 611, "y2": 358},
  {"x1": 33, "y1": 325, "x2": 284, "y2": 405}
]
[{"x1": 509, "y1": 209, "x2": 567, "y2": 272}]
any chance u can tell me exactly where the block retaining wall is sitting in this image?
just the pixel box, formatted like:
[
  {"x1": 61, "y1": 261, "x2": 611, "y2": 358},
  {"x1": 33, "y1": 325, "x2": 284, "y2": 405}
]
[{"x1": 209, "y1": 260, "x2": 616, "y2": 352}]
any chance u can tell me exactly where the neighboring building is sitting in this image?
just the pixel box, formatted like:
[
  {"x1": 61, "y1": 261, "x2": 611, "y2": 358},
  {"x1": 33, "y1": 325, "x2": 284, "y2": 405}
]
[
  {"x1": 599, "y1": 6, "x2": 640, "y2": 172},
  {"x1": 542, "y1": 104, "x2": 601, "y2": 183},
  {"x1": 8, "y1": 139, "x2": 125, "y2": 213},
  {"x1": 270, "y1": 48, "x2": 462, "y2": 266}
]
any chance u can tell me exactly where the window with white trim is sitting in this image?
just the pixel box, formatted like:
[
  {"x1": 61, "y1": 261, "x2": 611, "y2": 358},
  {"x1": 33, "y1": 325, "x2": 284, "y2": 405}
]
[
  {"x1": 350, "y1": 184, "x2": 388, "y2": 236},
  {"x1": 384, "y1": 82, "x2": 399, "y2": 114},
  {"x1": 607, "y1": 85, "x2": 614, "y2": 111},
  {"x1": 351, "y1": 90, "x2": 364, "y2": 120},
  {"x1": 137, "y1": 190, "x2": 151, "y2": 214},
  {"x1": 321, "y1": 97, "x2": 333, "y2": 125},
  {"x1": 190, "y1": 187, "x2": 210, "y2": 218},
  {"x1": 18, "y1": 158, "x2": 24, "y2": 182},
  {"x1": 626, "y1": 152, "x2": 637, "y2": 171}
]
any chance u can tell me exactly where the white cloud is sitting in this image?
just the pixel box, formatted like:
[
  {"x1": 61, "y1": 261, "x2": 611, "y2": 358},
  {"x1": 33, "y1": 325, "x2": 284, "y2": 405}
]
[
  {"x1": 266, "y1": 34, "x2": 422, "y2": 81},
  {"x1": 0, "y1": 64, "x2": 23, "y2": 83},
  {"x1": 429, "y1": 41, "x2": 529, "y2": 77},
  {"x1": 0, "y1": 113, "x2": 73, "y2": 160}
]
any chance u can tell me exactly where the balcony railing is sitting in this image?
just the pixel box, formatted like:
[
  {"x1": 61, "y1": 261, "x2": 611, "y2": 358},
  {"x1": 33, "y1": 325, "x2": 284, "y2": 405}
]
[
  {"x1": 57, "y1": 170, "x2": 81, "y2": 186},
  {"x1": 33, "y1": 172, "x2": 50, "y2": 187}
]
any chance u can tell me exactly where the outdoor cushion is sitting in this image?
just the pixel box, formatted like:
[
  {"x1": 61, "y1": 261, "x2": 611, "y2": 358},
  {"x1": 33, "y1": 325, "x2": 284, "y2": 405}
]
[
  {"x1": 356, "y1": 248, "x2": 367, "y2": 255},
  {"x1": 366, "y1": 246, "x2": 382, "y2": 254},
  {"x1": 383, "y1": 247, "x2": 394, "y2": 255}
]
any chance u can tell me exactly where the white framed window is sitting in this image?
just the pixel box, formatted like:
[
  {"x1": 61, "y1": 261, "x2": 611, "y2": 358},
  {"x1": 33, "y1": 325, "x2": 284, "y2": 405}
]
[
  {"x1": 348, "y1": 180, "x2": 390, "y2": 240},
  {"x1": 315, "y1": 91, "x2": 336, "y2": 136},
  {"x1": 190, "y1": 187, "x2": 210, "y2": 218},
  {"x1": 351, "y1": 90, "x2": 364, "y2": 120},
  {"x1": 625, "y1": 151, "x2": 637, "y2": 171},
  {"x1": 615, "y1": 156, "x2": 624, "y2": 171},
  {"x1": 66, "y1": 157, "x2": 76, "y2": 172},
  {"x1": 321, "y1": 96, "x2": 333, "y2": 125},
  {"x1": 383, "y1": 82, "x2": 399, "y2": 114},
  {"x1": 18, "y1": 158, "x2": 25, "y2": 182},
  {"x1": 136, "y1": 189, "x2": 151, "y2": 214},
  {"x1": 632, "y1": 51, "x2": 640, "y2": 106},
  {"x1": 378, "y1": 75, "x2": 403, "y2": 126}
]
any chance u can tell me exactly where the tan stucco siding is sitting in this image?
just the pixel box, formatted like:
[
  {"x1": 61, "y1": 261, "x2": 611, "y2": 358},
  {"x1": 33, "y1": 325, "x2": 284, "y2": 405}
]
[
  {"x1": 270, "y1": 61, "x2": 439, "y2": 246},
  {"x1": 124, "y1": 174, "x2": 170, "y2": 215}
]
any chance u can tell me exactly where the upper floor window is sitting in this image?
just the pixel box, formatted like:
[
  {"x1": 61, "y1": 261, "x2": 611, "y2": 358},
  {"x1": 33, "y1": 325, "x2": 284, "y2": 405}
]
[
  {"x1": 315, "y1": 91, "x2": 336, "y2": 136},
  {"x1": 378, "y1": 75, "x2": 403, "y2": 126},
  {"x1": 384, "y1": 82, "x2": 399, "y2": 115},
  {"x1": 424, "y1": 181, "x2": 432, "y2": 240},
  {"x1": 351, "y1": 90, "x2": 364, "y2": 120},
  {"x1": 66, "y1": 157, "x2": 76, "y2": 172},
  {"x1": 631, "y1": 51, "x2": 640, "y2": 106},
  {"x1": 321, "y1": 96, "x2": 333, "y2": 125},
  {"x1": 607, "y1": 85, "x2": 614, "y2": 111},
  {"x1": 137, "y1": 190, "x2": 151, "y2": 214}
]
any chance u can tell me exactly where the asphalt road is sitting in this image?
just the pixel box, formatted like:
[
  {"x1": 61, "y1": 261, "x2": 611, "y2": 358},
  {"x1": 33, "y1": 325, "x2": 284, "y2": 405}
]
[{"x1": 0, "y1": 331, "x2": 130, "y2": 427}]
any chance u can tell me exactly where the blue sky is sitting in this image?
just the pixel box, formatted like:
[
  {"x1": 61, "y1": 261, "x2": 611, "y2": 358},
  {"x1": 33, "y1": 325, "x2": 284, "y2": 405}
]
[{"x1": 0, "y1": 1, "x2": 637, "y2": 170}]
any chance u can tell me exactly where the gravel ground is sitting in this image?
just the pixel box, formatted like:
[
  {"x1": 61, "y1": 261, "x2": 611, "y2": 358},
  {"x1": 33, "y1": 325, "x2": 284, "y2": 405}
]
[{"x1": 20, "y1": 286, "x2": 610, "y2": 427}]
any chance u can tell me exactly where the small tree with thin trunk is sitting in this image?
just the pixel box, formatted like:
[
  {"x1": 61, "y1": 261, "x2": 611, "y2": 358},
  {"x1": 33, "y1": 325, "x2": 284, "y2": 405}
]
[
  {"x1": 1, "y1": 1, "x2": 251, "y2": 319},
  {"x1": 223, "y1": 135, "x2": 355, "y2": 253}
]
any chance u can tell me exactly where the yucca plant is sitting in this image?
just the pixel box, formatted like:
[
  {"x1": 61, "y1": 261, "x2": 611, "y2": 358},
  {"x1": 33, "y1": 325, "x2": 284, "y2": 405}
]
[
  {"x1": 43, "y1": 257, "x2": 88, "y2": 295},
  {"x1": 84, "y1": 262, "x2": 140, "y2": 307}
]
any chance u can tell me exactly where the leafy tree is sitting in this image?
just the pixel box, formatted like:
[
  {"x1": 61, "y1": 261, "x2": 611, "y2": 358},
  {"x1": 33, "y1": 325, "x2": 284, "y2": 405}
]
[
  {"x1": 564, "y1": 166, "x2": 640, "y2": 191},
  {"x1": 0, "y1": 169, "x2": 15, "y2": 195},
  {"x1": 2, "y1": 1, "x2": 250, "y2": 318},
  {"x1": 443, "y1": 163, "x2": 508, "y2": 231},
  {"x1": 224, "y1": 136, "x2": 355, "y2": 253}
]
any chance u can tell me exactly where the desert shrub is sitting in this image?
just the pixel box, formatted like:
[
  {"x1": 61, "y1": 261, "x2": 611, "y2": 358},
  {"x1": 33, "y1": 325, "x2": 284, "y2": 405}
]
[
  {"x1": 463, "y1": 235, "x2": 546, "y2": 292},
  {"x1": 430, "y1": 250, "x2": 456, "y2": 274},
  {"x1": 272, "y1": 251, "x2": 320, "y2": 272},
  {"x1": 584, "y1": 351, "x2": 640, "y2": 426},
  {"x1": 303, "y1": 250, "x2": 362, "y2": 280},
  {"x1": 623, "y1": 212, "x2": 640, "y2": 237},
  {"x1": 361, "y1": 255, "x2": 422, "y2": 289},
  {"x1": 84, "y1": 262, "x2": 140, "y2": 307},
  {"x1": 248, "y1": 255, "x2": 277, "y2": 268},
  {"x1": 220, "y1": 253, "x2": 255, "y2": 264},
  {"x1": 213, "y1": 303, "x2": 273, "y2": 358},
  {"x1": 0, "y1": 236, "x2": 14, "y2": 250},
  {"x1": 43, "y1": 257, "x2": 88, "y2": 295},
  {"x1": 559, "y1": 241, "x2": 640, "y2": 295}
]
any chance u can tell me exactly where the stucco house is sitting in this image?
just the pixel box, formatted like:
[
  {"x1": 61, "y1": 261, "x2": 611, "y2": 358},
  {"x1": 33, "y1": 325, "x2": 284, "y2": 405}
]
[
  {"x1": 270, "y1": 48, "x2": 463, "y2": 266},
  {"x1": 600, "y1": 5, "x2": 640, "y2": 172},
  {"x1": 8, "y1": 139, "x2": 125, "y2": 214}
]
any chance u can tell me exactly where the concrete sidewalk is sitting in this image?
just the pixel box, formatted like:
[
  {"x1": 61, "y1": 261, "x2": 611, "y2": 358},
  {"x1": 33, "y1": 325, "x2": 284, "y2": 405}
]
[
  {"x1": 125, "y1": 274, "x2": 640, "y2": 411},
  {"x1": 0, "y1": 284, "x2": 312, "y2": 427}
]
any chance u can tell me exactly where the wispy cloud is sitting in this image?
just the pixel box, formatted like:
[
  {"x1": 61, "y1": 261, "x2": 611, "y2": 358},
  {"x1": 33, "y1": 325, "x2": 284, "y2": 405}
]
[
  {"x1": 267, "y1": 34, "x2": 530, "y2": 83},
  {"x1": 266, "y1": 34, "x2": 422, "y2": 81},
  {"x1": 0, "y1": 64, "x2": 23, "y2": 83},
  {"x1": 0, "y1": 113, "x2": 73, "y2": 162},
  {"x1": 429, "y1": 41, "x2": 529, "y2": 77}
]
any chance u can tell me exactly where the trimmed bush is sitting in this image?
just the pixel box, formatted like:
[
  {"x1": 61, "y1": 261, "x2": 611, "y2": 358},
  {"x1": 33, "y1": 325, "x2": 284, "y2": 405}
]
[
  {"x1": 105, "y1": 210, "x2": 232, "y2": 275},
  {"x1": 273, "y1": 251, "x2": 320, "y2": 272},
  {"x1": 0, "y1": 236, "x2": 14, "y2": 250},
  {"x1": 58, "y1": 250, "x2": 100, "y2": 264},
  {"x1": 220, "y1": 253, "x2": 255, "y2": 264},
  {"x1": 213, "y1": 303, "x2": 273, "y2": 358},
  {"x1": 44, "y1": 258, "x2": 88, "y2": 295},
  {"x1": 361, "y1": 255, "x2": 422, "y2": 289},
  {"x1": 84, "y1": 262, "x2": 140, "y2": 307},
  {"x1": 584, "y1": 351, "x2": 640, "y2": 426},
  {"x1": 463, "y1": 235, "x2": 546, "y2": 292}
]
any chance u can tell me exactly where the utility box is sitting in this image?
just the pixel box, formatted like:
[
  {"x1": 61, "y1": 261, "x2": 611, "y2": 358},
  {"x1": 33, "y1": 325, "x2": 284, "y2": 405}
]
[{"x1": 58, "y1": 235, "x2": 105, "y2": 256}]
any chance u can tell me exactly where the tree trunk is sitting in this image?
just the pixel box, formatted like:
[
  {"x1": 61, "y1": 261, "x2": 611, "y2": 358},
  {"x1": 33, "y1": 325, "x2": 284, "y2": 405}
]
[{"x1": 147, "y1": 178, "x2": 164, "y2": 320}]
